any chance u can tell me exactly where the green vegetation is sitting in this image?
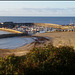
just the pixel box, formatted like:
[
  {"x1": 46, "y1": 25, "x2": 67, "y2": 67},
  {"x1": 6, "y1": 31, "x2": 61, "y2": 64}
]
[{"x1": 0, "y1": 44, "x2": 75, "y2": 75}]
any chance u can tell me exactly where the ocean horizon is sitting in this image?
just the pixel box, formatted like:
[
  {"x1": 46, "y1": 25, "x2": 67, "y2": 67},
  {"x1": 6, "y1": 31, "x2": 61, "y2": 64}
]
[{"x1": 0, "y1": 16, "x2": 75, "y2": 25}]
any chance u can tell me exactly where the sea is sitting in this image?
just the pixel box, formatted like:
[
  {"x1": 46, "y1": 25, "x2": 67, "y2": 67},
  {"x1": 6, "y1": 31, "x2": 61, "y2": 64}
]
[{"x1": 0, "y1": 16, "x2": 75, "y2": 25}]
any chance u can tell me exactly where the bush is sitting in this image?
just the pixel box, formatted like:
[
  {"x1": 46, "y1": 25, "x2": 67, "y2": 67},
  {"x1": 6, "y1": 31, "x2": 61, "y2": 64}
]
[{"x1": 0, "y1": 44, "x2": 75, "y2": 75}]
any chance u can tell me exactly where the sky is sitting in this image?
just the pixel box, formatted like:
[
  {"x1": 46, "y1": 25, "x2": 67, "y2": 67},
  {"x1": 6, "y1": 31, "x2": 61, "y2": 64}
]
[{"x1": 0, "y1": 1, "x2": 75, "y2": 16}]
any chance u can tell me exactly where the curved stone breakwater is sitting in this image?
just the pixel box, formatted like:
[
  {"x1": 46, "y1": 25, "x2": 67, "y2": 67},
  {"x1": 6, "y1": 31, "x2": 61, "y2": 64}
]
[{"x1": 0, "y1": 33, "x2": 29, "y2": 38}]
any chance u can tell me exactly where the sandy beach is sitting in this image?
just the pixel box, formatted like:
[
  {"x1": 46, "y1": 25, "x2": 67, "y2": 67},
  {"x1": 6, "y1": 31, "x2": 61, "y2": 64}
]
[
  {"x1": 34, "y1": 32, "x2": 75, "y2": 48},
  {"x1": 0, "y1": 32, "x2": 75, "y2": 57}
]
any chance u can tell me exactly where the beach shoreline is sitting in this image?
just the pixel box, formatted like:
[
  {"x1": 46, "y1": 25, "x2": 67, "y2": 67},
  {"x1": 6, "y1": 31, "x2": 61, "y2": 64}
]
[
  {"x1": 1, "y1": 32, "x2": 75, "y2": 57},
  {"x1": 0, "y1": 36, "x2": 50, "y2": 57}
]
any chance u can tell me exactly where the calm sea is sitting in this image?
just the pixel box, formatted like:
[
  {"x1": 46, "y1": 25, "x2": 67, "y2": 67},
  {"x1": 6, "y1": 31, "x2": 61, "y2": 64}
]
[
  {"x1": 0, "y1": 16, "x2": 75, "y2": 25},
  {"x1": 0, "y1": 36, "x2": 34, "y2": 49},
  {"x1": 0, "y1": 30, "x2": 11, "y2": 35},
  {"x1": 0, "y1": 30, "x2": 35, "y2": 49}
]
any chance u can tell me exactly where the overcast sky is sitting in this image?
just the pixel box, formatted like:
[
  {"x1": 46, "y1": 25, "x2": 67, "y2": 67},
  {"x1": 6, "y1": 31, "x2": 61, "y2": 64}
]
[{"x1": 0, "y1": 1, "x2": 75, "y2": 16}]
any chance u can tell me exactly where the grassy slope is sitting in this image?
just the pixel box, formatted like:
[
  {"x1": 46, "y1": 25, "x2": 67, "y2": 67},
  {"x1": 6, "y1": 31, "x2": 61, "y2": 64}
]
[
  {"x1": 34, "y1": 23, "x2": 74, "y2": 29},
  {"x1": 0, "y1": 28, "x2": 22, "y2": 33}
]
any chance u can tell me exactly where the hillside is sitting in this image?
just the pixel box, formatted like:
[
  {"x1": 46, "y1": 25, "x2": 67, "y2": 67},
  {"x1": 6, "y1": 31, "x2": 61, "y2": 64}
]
[
  {"x1": 0, "y1": 28, "x2": 22, "y2": 33},
  {"x1": 34, "y1": 23, "x2": 74, "y2": 29}
]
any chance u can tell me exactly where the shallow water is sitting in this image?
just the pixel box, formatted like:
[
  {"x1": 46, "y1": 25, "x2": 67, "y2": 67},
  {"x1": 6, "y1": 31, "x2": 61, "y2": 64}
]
[
  {"x1": 0, "y1": 30, "x2": 35, "y2": 49},
  {"x1": 0, "y1": 30, "x2": 11, "y2": 35},
  {"x1": 0, "y1": 37, "x2": 34, "y2": 49}
]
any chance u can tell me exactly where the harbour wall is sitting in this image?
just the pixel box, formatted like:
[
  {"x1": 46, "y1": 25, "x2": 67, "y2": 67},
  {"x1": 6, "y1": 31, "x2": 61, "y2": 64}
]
[{"x1": 0, "y1": 33, "x2": 29, "y2": 38}]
